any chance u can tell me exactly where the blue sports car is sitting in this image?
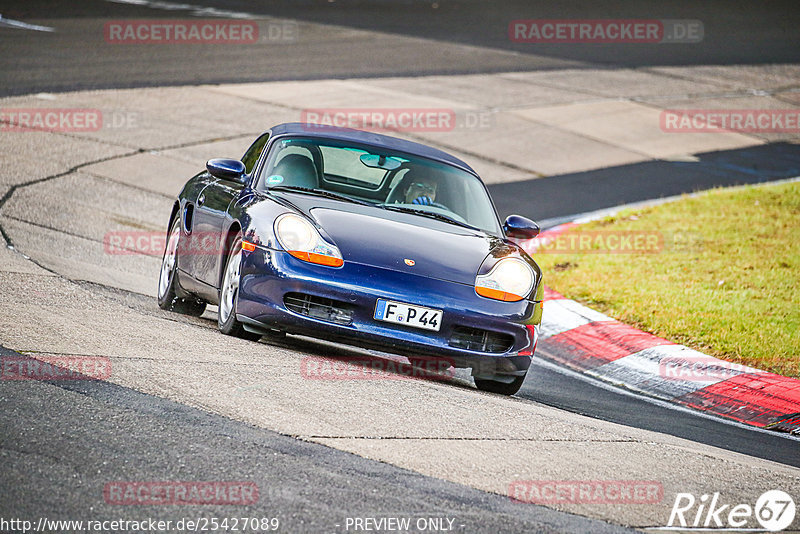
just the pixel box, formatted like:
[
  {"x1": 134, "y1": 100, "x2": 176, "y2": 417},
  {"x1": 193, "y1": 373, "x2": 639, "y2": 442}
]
[{"x1": 158, "y1": 123, "x2": 543, "y2": 395}]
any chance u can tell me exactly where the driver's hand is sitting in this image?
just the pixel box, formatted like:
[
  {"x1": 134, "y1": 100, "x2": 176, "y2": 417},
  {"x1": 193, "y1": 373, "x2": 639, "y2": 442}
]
[{"x1": 412, "y1": 196, "x2": 433, "y2": 205}]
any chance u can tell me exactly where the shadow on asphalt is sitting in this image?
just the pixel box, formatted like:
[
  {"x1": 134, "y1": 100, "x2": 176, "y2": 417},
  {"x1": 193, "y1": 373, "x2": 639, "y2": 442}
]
[
  {"x1": 226, "y1": 0, "x2": 800, "y2": 67},
  {"x1": 489, "y1": 141, "x2": 800, "y2": 222},
  {"x1": 0, "y1": 347, "x2": 632, "y2": 533},
  {"x1": 519, "y1": 353, "x2": 800, "y2": 468}
]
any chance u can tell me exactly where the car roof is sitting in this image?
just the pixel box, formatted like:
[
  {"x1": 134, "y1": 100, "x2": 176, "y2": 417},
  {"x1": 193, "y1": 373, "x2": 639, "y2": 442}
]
[{"x1": 268, "y1": 122, "x2": 478, "y2": 176}]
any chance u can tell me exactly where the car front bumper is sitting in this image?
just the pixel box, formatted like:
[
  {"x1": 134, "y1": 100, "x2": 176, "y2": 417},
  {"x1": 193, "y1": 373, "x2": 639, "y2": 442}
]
[{"x1": 236, "y1": 248, "x2": 539, "y2": 379}]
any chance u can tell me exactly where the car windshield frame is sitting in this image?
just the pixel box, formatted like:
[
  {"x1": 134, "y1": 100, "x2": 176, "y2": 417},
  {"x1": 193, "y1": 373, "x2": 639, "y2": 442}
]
[{"x1": 255, "y1": 135, "x2": 503, "y2": 235}]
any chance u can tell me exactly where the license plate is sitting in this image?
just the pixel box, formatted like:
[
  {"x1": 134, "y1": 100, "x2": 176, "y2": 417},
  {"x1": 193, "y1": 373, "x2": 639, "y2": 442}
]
[{"x1": 374, "y1": 299, "x2": 442, "y2": 332}]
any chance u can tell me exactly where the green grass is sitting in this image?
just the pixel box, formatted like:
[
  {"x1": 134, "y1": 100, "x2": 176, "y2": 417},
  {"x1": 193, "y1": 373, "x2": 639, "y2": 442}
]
[{"x1": 533, "y1": 181, "x2": 800, "y2": 378}]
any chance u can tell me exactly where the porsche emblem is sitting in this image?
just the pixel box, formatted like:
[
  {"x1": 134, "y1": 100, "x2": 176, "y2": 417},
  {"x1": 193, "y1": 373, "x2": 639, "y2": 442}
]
[{"x1": 404, "y1": 258, "x2": 415, "y2": 266}]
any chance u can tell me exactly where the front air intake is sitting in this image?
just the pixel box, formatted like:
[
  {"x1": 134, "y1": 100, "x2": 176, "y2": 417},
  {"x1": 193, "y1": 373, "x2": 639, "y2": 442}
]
[
  {"x1": 284, "y1": 293, "x2": 354, "y2": 325},
  {"x1": 449, "y1": 326, "x2": 514, "y2": 353}
]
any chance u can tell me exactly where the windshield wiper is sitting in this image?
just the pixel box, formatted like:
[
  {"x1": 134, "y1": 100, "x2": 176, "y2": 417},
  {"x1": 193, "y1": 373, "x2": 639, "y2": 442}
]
[
  {"x1": 379, "y1": 205, "x2": 481, "y2": 231},
  {"x1": 268, "y1": 186, "x2": 373, "y2": 206}
]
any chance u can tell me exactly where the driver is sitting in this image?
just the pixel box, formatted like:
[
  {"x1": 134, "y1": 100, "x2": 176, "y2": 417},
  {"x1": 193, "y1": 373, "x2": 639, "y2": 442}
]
[{"x1": 404, "y1": 178, "x2": 439, "y2": 206}]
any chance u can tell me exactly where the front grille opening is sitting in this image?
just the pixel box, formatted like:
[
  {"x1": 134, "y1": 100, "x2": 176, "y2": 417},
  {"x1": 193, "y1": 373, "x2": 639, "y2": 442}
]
[
  {"x1": 449, "y1": 326, "x2": 514, "y2": 353},
  {"x1": 284, "y1": 293, "x2": 354, "y2": 325}
]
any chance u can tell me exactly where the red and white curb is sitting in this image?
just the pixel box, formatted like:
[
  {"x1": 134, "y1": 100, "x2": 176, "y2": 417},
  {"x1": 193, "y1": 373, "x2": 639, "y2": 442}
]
[{"x1": 521, "y1": 224, "x2": 800, "y2": 433}]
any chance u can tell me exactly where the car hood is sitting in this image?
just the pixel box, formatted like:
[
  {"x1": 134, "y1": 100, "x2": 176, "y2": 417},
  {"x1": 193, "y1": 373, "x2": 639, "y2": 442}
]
[{"x1": 309, "y1": 206, "x2": 504, "y2": 285}]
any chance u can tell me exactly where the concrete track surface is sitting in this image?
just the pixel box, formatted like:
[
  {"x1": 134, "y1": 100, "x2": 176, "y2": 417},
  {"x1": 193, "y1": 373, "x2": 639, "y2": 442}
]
[
  {"x1": 1, "y1": 1, "x2": 800, "y2": 532},
  {"x1": 1, "y1": 69, "x2": 799, "y2": 531}
]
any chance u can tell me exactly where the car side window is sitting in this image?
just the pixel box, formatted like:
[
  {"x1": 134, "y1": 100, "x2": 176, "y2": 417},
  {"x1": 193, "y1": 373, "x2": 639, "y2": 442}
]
[{"x1": 241, "y1": 133, "x2": 270, "y2": 174}]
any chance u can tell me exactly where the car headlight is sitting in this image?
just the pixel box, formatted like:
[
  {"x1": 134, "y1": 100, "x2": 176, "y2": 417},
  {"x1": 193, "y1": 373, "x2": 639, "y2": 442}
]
[
  {"x1": 475, "y1": 257, "x2": 534, "y2": 302},
  {"x1": 274, "y1": 213, "x2": 343, "y2": 267}
]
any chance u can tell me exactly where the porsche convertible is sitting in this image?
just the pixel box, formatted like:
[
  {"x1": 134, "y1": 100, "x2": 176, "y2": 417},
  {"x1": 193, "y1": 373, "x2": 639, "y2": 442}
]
[{"x1": 158, "y1": 123, "x2": 543, "y2": 395}]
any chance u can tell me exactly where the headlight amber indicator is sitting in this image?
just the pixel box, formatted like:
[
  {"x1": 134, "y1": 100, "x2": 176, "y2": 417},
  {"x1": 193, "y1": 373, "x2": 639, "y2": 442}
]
[
  {"x1": 274, "y1": 213, "x2": 344, "y2": 268},
  {"x1": 475, "y1": 257, "x2": 535, "y2": 302}
]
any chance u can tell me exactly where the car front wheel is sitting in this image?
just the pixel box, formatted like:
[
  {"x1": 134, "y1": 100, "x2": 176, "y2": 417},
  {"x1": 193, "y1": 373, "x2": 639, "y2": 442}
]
[
  {"x1": 218, "y1": 234, "x2": 261, "y2": 341},
  {"x1": 474, "y1": 373, "x2": 527, "y2": 396}
]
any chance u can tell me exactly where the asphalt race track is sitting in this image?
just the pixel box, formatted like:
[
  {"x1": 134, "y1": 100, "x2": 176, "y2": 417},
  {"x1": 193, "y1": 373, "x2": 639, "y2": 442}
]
[
  {"x1": 2, "y1": 0, "x2": 799, "y2": 96},
  {"x1": 1, "y1": 1, "x2": 799, "y2": 532},
  {"x1": 0, "y1": 347, "x2": 629, "y2": 533}
]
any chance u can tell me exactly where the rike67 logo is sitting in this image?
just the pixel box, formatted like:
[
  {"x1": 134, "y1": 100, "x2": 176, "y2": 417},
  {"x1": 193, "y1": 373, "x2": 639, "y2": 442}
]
[{"x1": 666, "y1": 490, "x2": 796, "y2": 532}]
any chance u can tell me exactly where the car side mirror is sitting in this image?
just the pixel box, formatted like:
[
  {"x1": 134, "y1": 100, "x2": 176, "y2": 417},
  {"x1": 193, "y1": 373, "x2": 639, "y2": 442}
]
[
  {"x1": 503, "y1": 215, "x2": 540, "y2": 239},
  {"x1": 206, "y1": 158, "x2": 247, "y2": 183}
]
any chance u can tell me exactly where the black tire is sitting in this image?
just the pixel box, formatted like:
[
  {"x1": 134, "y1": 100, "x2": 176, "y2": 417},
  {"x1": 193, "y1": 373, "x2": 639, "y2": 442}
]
[
  {"x1": 157, "y1": 218, "x2": 207, "y2": 317},
  {"x1": 474, "y1": 374, "x2": 526, "y2": 396},
  {"x1": 218, "y1": 233, "x2": 261, "y2": 341}
]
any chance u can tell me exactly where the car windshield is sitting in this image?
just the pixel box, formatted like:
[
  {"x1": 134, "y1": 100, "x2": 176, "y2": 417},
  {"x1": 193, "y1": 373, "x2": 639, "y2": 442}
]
[{"x1": 256, "y1": 136, "x2": 501, "y2": 234}]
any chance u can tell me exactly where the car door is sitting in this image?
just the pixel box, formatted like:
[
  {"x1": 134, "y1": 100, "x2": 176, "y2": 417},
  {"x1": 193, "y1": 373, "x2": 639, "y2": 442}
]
[
  {"x1": 190, "y1": 178, "x2": 243, "y2": 287},
  {"x1": 177, "y1": 171, "x2": 215, "y2": 282},
  {"x1": 192, "y1": 133, "x2": 271, "y2": 287}
]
